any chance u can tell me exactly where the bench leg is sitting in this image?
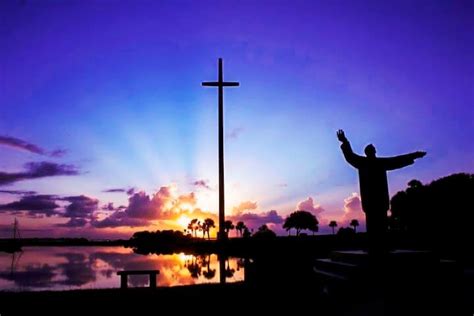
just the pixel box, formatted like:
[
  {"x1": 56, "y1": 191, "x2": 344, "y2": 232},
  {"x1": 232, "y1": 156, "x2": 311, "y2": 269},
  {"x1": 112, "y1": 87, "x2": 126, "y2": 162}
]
[
  {"x1": 120, "y1": 275, "x2": 128, "y2": 289},
  {"x1": 149, "y1": 273, "x2": 157, "y2": 288}
]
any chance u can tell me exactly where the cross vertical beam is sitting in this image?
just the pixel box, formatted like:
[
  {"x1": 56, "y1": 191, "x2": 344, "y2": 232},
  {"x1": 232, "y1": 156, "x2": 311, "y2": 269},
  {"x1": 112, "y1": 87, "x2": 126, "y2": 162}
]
[{"x1": 202, "y1": 58, "x2": 239, "y2": 240}]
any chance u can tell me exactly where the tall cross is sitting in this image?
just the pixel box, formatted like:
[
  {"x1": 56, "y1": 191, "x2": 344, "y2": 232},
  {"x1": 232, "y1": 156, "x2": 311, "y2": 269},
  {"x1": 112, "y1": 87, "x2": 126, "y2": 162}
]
[{"x1": 202, "y1": 58, "x2": 239, "y2": 241}]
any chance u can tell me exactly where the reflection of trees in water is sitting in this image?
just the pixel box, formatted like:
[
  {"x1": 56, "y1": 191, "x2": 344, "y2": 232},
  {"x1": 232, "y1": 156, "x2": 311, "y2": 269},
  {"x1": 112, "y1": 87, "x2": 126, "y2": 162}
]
[
  {"x1": 225, "y1": 259, "x2": 235, "y2": 279},
  {"x1": 0, "y1": 249, "x2": 245, "y2": 290},
  {"x1": 183, "y1": 254, "x2": 238, "y2": 280},
  {"x1": 185, "y1": 255, "x2": 204, "y2": 278},
  {"x1": 202, "y1": 254, "x2": 216, "y2": 280}
]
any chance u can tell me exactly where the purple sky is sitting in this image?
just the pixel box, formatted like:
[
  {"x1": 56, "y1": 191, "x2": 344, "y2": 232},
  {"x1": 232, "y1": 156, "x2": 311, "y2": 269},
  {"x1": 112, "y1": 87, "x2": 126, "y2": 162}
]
[{"x1": 0, "y1": 0, "x2": 473, "y2": 238}]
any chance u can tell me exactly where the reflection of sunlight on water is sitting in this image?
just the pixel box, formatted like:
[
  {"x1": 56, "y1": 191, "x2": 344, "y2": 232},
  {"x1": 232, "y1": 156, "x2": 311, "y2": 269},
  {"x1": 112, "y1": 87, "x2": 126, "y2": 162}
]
[{"x1": 0, "y1": 247, "x2": 245, "y2": 292}]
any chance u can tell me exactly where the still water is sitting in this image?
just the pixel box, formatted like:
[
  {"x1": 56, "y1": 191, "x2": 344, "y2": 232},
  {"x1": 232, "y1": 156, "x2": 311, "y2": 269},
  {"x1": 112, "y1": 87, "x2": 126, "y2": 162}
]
[{"x1": 0, "y1": 247, "x2": 245, "y2": 291}]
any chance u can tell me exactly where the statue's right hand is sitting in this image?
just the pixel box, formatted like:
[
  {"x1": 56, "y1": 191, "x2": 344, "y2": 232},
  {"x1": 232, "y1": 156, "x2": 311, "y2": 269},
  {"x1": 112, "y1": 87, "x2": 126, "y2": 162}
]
[
  {"x1": 337, "y1": 129, "x2": 347, "y2": 143},
  {"x1": 413, "y1": 151, "x2": 427, "y2": 159}
]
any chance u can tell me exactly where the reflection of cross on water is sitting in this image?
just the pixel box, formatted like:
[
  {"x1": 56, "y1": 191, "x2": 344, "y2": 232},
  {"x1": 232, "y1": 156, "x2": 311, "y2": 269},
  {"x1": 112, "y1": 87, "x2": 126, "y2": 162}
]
[
  {"x1": 202, "y1": 58, "x2": 239, "y2": 241},
  {"x1": 10, "y1": 251, "x2": 23, "y2": 277}
]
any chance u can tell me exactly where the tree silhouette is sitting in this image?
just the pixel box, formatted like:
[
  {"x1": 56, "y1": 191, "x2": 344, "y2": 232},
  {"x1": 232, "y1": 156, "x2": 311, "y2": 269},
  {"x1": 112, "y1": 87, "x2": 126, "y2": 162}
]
[
  {"x1": 243, "y1": 227, "x2": 251, "y2": 238},
  {"x1": 225, "y1": 259, "x2": 235, "y2": 279},
  {"x1": 235, "y1": 221, "x2": 246, "y2": 237},
  {"x1": 187, "y1": 218, "x2": 200, "y2": 237},
  {"x1": 350, "y1": 219, "x2": 360, "y2": 233},
  {"x1": 202, "y1": 254, "x2": 216, "y2": 280},
  {"x1": 310, "y1": 224, "x2": 319, "y2": 235},
  {"x1": 202, "y1": 218, "x2": 215, "y2": 240},
  {"x1": 224, "y1": 220, "x2": 234, "y2": 237},
  {"x1": 329, "y1": 220, "x2": 338, "y2": 235},
  {"x1": 252, "y1": 224, "x2": 276, "y2": 239},
  {"x1": 389, "y1": 173, "x2": 474, "y2": 257},
  {"x1": 283, "y1": 210, "x2": 319, "y2": 236}
]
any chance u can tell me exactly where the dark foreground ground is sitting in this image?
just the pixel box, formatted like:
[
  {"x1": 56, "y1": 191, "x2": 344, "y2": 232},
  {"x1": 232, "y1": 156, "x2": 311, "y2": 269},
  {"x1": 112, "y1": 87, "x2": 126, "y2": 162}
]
[{"x1": 1, "y1": 255, "x2": 472, "y2": 316}]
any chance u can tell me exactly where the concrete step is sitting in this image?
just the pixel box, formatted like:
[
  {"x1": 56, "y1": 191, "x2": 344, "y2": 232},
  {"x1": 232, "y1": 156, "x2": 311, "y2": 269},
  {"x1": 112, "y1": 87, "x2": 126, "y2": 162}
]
[
  {"x1": 313, "y1": 267, "x2": 348, "y2": 282},
  {"x1": 330, "y1": 250, "x2": 370, "y2": 265},
  {"x1": 314, "y1": 258, "x2": 358, "y2": 277}
]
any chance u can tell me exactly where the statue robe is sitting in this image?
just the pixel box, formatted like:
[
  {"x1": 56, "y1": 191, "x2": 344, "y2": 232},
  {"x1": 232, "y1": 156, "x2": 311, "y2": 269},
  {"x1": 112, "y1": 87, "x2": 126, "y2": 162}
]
[{"x1": 340, "y1": 141, "x2": 416, "y2": 213}]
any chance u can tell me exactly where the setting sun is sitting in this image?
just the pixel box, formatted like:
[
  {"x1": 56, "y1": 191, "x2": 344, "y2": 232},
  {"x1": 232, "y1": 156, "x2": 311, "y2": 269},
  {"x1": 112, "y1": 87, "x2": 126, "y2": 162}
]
[{"x1": 177, "y1": 215, "x2": 191, "y2": 229}]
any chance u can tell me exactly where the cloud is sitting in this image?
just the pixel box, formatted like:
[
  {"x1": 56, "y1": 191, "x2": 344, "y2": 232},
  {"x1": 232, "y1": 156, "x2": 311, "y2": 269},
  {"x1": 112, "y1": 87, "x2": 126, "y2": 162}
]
[
  {"x1": 93, "y1": 186, "x2": 176, "y2": 228},
  {"x1": 232, "y1": 201, "x2": 258, "y2": 215},
  {"x1": 102, "y1": 187, "x2": 135, "y2": 194},
  {"x1": 0, "y1": 135, "x2": 66, "y2": 157},
  {"x1": 0, "y1": 194, "x2": 59, "y2": 217},
  {"x1": 102, "y1": 188, "x2": 127, "y2": 193},
  {"x1": 101, "y1": 202, "x2": 124, "y2": 211},
  {"x1": 0, "y1": 190, "x2": 37, "y2": 195},
  {"x1": 58, "y1": 218, "x2": 89, "y2": 227},
  {"x1": 93, "y1": 185, "x2": 213, "y2": 228},
  {"x1": 91, "y1": 211, "x2": 149, "y2": 228},
  {"x1": 61, "y1": 195, "x2": 98, "y2": 218},
  {"x1": 226, "y1": 127, "x2": 244, "y2": 140},
  {"x1": 229, "y1": 210, "x2": 284, "y2": 230},
  {"x1": 297, "y1": 197, "x2": 325, "y2": 215},
  {"x1": 192, "y1": 179, "x2": 211, "y2": 190},
  {"x1": 55, "y1": 195, "x2": 98, "y2": 228},
  {"x1": 341, "y1": 193, "x2": 365, "y2": 228},
  {"x1": 49, "y1": 149, "x2": 67, "y2": 157},
  {"x1": 0, "y1": 161, "x2": 79, "y2": 186}
]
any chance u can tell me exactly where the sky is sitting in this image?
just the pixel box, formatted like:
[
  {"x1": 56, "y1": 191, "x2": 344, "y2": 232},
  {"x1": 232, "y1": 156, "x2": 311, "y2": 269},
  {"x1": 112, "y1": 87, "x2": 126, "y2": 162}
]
[{"x1": 0, "y1": 0, "x2": 473, "y2": 238}]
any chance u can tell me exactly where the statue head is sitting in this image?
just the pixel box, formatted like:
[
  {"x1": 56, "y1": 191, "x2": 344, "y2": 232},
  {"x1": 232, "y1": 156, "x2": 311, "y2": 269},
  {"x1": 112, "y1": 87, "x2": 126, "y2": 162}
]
[{"x1": 364, "y1": 144, "x2": 376, "y2": 158}]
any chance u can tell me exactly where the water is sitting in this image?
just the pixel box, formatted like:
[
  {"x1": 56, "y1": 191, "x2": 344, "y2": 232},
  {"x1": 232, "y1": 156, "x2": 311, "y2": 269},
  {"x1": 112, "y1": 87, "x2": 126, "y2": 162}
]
[{"x1": 0, "y1": 246, "x2": 245, "y2": 292}]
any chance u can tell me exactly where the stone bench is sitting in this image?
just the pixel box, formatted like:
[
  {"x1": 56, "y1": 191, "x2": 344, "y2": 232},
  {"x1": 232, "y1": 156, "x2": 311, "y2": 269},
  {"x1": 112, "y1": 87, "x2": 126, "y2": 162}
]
[{"x1": 117, "y1": 270, "x2": 160, "y2": 289}]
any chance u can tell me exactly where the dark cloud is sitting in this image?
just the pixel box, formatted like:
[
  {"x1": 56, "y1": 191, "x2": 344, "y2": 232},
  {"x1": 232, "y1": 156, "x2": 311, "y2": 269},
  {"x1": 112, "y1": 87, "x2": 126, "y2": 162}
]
[
  {"x1": 0, "y1": 194, "x2": 59, "y2": 217},
  {"x1": 229, "y1": 210, "x2": 284, "y2": 230},
  {"x1": 0, "y1": 189, "x2": 36, "y2": 195},
  {"x1": 0, "y1": 135, "x2": 66, "y2": 157},
  {"x1": 125, "y1": 187, "x2": 172, "y2": 219},
  {"x1": 102, "y1": 187, "x2": 136, "y2": 195},
  {"x1": 226, "y1": 127, "x2": 244, "y2": 139},
  {"x1": 0, "y1": 161, "x2": 79, "y2": 186},
  {"x1": 61, "y1": 195, "x2": 98, "y2": 218},
  {"x1": 55, "y1": 195, "x2": 98, "y2": 227},
  {"x1": 92, "y1": 211, "x2": 149, "y2": 228},
  {"x1": 103, "y1": 188, "x2": 126, "y2": 193},
  {"x1": 49, "y1": 149, "x2": 67, "y2": 157},
  {"x1": 58, "y1": 218, "x2": 88, "y2": 227},
  {"x1": 101, "y1": 202, "x2": 116, "y2": 211},
  {"x1": 193, "y1": 179, "x2": 211, "y2": 190}
]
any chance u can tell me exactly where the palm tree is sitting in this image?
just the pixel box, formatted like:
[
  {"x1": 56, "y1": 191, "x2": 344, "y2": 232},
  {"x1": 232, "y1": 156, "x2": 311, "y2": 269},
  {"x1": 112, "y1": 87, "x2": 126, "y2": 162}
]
[
  {"x1": 235, "y1": 221, "x2": 246, "y2": 237},
  {"x1": 188, "y1": 218, "x2": 200, "y2": 237},
  {"x1": 224, "y1": 220, "x2": 234, "y2": 237},
  {"x1": 350, "y1": 219, "x2": 360, "y2": 233},
  {"x1": 329, "y1": 220, "x2": 338, "y2": 235},
  {"x1": 203, "y1": 218, "x2": 215, "y2": 239}
]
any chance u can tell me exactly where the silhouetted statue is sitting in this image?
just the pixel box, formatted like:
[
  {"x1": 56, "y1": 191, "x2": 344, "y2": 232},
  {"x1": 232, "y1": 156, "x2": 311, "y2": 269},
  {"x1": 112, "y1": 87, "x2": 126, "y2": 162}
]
[{"x1": 337, "y1": 129, "x2": 426, "y2": 255}]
